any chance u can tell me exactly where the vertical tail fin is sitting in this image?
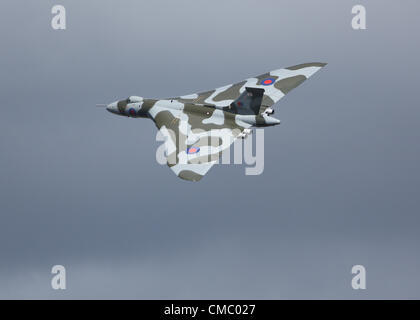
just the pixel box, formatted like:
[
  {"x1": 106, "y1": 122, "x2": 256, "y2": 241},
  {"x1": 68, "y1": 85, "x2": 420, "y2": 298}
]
[{"x1": 225, "y1": 87, "x2": 265, "y2": 115}]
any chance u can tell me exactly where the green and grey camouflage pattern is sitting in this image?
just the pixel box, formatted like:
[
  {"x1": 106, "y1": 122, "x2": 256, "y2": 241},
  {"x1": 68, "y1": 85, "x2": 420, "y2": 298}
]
[{"x1": 105, "y1": 62, "x2": 327, "y2": 181}]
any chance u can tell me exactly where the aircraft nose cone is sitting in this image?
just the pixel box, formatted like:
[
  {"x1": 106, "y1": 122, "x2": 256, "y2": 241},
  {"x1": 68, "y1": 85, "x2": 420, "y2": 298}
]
[{"x1": 106, "y1": 102, "x2": 118, "y2": 114}]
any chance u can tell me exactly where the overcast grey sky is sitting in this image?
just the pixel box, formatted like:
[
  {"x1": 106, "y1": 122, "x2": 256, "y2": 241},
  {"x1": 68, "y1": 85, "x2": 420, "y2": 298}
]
[{"x1": 0, "y1": 0, "x2": 419, "y2": 299}]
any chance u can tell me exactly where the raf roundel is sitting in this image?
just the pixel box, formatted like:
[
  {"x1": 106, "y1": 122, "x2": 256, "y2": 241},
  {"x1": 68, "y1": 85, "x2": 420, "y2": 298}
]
[
  {"x1": 186, "y1": 147, "x2": 200, "y2": 155},
  {"x1": 261, "y1": 77, "x2": 276, "y2": 86},
  {"x1": 128, "y1": 108, "x2": 136, "y2": 116}
]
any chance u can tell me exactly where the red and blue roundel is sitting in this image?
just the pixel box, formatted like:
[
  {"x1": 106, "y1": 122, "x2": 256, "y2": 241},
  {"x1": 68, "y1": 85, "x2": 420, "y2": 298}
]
[
  {"x1": 128, "y1": 108, "x2": 136, "y2": 116},
  {"x1": 261, "y1": 77, "x2": 275, "y2": 86},
  {"x1": 186, "y1": 147, "x2": 200, "y2": 154}
]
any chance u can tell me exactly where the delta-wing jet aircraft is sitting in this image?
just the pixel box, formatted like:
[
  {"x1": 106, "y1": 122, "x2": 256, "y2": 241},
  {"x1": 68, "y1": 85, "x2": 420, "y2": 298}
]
[{"x1": 103, "y1": 62, "x2": 326, "y2": 181}]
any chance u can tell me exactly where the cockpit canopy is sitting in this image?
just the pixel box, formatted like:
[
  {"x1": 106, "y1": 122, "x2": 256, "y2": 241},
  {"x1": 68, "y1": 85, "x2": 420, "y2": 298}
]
[{"x1": 126, "y1": 96, "x2": 143, "y2": 103}]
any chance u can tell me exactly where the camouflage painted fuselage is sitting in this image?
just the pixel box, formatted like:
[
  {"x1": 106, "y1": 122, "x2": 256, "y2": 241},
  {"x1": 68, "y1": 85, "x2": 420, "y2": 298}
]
[{"x1": 105, "y1": 62, "x2": 327, "y2": 181}]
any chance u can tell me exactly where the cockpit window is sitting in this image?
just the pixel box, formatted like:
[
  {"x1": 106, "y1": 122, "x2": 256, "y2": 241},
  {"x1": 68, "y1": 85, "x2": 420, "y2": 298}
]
[{"x1": 126, "y1": 96, "x2": 143, "y2": 104}]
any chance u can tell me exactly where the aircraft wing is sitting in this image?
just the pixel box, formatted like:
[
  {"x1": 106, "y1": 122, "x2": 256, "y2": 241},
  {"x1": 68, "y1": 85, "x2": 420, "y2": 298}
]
[
  {"x1": 148, "y1": 102, "x2": 251, "y2": 181},
  {"x1": 173, "y1": 62, "x2": 327, "y2": 108}
]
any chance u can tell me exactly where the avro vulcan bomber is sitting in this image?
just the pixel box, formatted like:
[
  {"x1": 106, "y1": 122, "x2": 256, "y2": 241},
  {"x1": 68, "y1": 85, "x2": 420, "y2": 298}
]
[{"x1": 103, "y1": 63, "x2": 326, "y2": 181}]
